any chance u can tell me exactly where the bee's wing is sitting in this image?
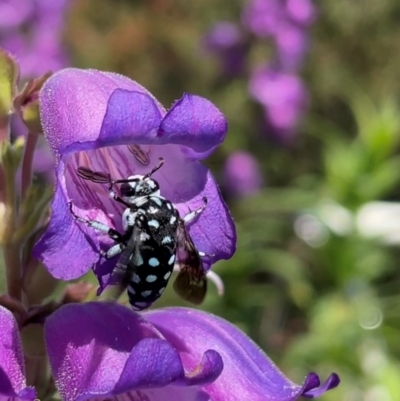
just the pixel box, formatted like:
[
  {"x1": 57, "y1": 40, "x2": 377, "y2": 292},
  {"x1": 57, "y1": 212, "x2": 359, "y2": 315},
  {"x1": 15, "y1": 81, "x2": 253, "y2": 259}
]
[
  {"x1": 113, "y1": 224, "x2": 143, "y2": 290},
  {"x1": 173, "y1": 220, "x2": 207, "y2": 304}
]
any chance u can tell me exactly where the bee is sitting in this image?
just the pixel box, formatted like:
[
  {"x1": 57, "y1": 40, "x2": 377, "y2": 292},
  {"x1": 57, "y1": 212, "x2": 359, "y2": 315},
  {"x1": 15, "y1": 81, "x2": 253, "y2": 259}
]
[{"x1": 70, "y1": 158, "x2": 207, "y2": 310}]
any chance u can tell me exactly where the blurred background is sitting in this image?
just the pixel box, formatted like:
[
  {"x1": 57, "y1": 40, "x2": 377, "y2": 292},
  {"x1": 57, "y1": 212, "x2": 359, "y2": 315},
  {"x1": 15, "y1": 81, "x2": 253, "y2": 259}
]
[{"x1": 3, "y1": 0, "x2": 400, "y2": 399}]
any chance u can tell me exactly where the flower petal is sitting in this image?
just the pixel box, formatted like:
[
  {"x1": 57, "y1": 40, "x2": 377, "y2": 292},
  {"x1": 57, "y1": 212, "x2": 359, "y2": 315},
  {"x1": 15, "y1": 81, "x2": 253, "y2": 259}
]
[
  {"x1": 173, "y1": 162, "x2": 236, "y2": 269},
  {"x1": 45, "y1": 302, "x2": 222, "y2": 401},
  {"x1": 301, "y1": 372, "x2": 340, "y2": 398},
  {"x1": 0, "y1": 306, "x2": 36, "y2": 400},
  {"x1": 145, "y1": 308, "x2": 339, "y2": 401},
  {"x1": 98, "y1": 90, "x2": 228, "y2": 160},
  {"x1": 159, "y1": 94, "x2": 228, "y2": 159},
  {"x1": 97, "y1": 88, "x2": 163, "y2": 148},
  {"x1": 33, "y1": 160, "x2": 101, "y2": 279},
  {"x1": 39, "y1": 68, "x2": 157, "y2": 157},
  {"x1": 115, "y1": 386, "x2": 210, "y2": 401}
]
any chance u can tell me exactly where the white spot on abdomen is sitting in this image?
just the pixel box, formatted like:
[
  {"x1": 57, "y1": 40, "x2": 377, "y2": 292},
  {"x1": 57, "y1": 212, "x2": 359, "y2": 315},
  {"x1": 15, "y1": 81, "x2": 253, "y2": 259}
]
[
  {"x1": 146, "y1": 275, "x2": 157, "y2": 283},
  {"x1": 148, "y1": 257, "x2": 160, "y2": 267},
  {"x1": 168, "y1": 254, "x2": 176, "y2": 265}
]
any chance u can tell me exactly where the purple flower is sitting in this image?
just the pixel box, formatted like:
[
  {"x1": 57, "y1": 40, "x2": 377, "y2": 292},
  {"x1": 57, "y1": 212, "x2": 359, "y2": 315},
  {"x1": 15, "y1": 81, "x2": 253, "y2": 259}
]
[
  {"x1": 42, "y1": 301, "x2": 338, "y2": 401},
  {"x1": 0, "y1": 306, "x2": 36, "y2": 401},
  {"x1": 275, "y1": 23, "x2": 310, "y2": 71},
  {"x1": 241, "y1": 0, "x2": 315, "y2": 72},
  {"x1": 285, "y1": 0, "x2": 316, "y2": 26},
  {"x1": 242, "y1": 0, "x2": 285, "y2": 38},
  {"x1": 223, "y1": 151, "x2": 263, "y2": 197},
  {"x1": 0, "y1": 0, "x2": 34, "y2": 30},
  {"x1": 249, "y1": 66, "x2": 308, "y2": 140},
  {"x1": 0, "y1": 0, "x2": 69, "y2": 79},
  {"x1": 33, "y1": 68, "x2": 236, "y2": 292},
  {"x1": 203, "y1": 22, "x2": 248, "y2": 76}
]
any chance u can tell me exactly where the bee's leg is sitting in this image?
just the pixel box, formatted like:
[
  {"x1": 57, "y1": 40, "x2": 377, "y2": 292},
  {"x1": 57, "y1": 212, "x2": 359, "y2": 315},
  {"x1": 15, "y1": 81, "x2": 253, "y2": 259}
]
[
  {"x1": 197, "y1": 251, "x2": 216, "y2": 259},
  {"x1": 101, "y1": 243, "x2": 126, "y2": 260},
  {"x1": 69, "y1": 202, "x2": 123, "y2": 242},
  {"x1": 108, "y1": 183, "x2": 131, "y2": 208},
  {"x1": 182, "y1": 197, "x2": 207, "y2": 224}
]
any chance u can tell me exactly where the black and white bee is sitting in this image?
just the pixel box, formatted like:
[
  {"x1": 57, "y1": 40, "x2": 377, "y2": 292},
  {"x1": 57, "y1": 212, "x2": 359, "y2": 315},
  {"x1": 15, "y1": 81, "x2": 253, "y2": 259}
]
[{"x1": 69, "y1": 158, "x2": 208, "y2": 311}]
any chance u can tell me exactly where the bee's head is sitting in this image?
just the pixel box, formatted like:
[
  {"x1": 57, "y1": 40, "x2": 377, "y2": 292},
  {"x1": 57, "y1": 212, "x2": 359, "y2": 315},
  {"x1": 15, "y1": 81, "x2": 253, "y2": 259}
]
[{"x1": 120, "y1": 175, "x2": 160, "y2": 201}]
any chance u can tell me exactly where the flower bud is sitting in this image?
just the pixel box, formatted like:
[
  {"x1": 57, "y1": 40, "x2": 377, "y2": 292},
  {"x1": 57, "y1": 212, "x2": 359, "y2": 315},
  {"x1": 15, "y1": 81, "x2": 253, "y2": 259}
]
[
  {"x1": 14, "y1": 71, "x2": 52, "y2": 134},
  {"x1": 0, "y1": 49, "x2": 19, "y2": 117}
]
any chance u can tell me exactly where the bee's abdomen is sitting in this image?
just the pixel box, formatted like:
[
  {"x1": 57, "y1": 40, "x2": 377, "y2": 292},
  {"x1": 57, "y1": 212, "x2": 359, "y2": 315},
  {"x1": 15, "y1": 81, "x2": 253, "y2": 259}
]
[{"x1": 127, "y1": 243, "x2": 176, "y2": 311}]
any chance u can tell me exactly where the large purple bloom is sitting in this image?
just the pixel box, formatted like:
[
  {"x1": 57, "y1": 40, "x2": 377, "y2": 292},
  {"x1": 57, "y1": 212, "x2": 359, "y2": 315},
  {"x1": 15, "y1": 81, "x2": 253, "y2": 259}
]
[
  {"x1": 43, "y1": 302, "x2": 339, "y2": 401},
  {"x1": 33, "y1": 68, "x2": 236, "y2": 290},
  {"x1": 0, "y1": 306, "x2": 36, "y2": 401}
]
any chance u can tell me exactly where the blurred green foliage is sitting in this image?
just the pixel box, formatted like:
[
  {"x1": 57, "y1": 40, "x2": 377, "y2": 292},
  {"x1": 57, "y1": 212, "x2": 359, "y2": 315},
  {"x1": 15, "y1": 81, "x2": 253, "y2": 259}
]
[{"x1": 63, "y1": 1, "x2": 400, "y2": 399}]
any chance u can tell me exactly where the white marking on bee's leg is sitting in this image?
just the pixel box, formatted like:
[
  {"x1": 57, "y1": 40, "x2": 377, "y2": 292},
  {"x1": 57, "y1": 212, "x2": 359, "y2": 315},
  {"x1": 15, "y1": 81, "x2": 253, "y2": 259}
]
[
  {"x1": 108, "y1": 186, "x2": 131, "y2": 208},
  {"x1": 103, "y1": 243, "x2": 126, "y2": 259},
  {"x1": 198, "y1": 250, "x2": 215, "y2": 258},
  {"x1": 182, "y1": 197, "x2": 207, "y2": 224},
  {"x1": 183, "y1": 197, "x2": 207, "y2": 223},
  {"x1": 69, "y1": 202, "x2": 123, "y2": 241}
]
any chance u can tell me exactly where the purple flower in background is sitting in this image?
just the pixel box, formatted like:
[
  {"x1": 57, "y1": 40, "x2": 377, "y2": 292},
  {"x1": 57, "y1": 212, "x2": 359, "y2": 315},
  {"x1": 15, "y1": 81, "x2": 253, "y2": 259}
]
[
  {"x1": 285, "y1": 0, "x2": 316, "y2": 26},
  {"x1": 223, "y1": 151, "x2": 263, "y2": 197},
  {"x1": 0, "y1": 306, "x2": 36, "y2": 401},
  {"x1": 33, "y1": 68, "x2": 236, "y2": 292},
  {"x1": 240, "y1": 0, "x2": 316, "y2": 139},
  {"x1": 0, "y1": 0, "x2": 33, "y2": 30},
  {"x1": 242, "y1": 0, "x2": 315, "y2": 71},
  {"x1": 249, "y1": 66, "x2": 308, "y2": 141},
  {"x1": 0, "y1": 0, "x2": 69, "y2": 79},
  {"x1": 275, "y1": 22, "x2": 310, "y2": 71},
  {"x1": 203, "y1": 22, "x2": 248, "y2": 76},
  {"x1": 42, "y1": 302, "x2": 339, "y2": 401},
  {"x1": 242, "y1": 0, "x2": 285, "y2": 38}
]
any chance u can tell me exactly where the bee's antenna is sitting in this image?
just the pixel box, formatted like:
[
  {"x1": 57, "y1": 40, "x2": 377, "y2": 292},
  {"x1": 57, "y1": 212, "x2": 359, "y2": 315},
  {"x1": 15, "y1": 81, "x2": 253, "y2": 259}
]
[{"x1": 144, "y1": 157, "x2": 164, "y2": 179}]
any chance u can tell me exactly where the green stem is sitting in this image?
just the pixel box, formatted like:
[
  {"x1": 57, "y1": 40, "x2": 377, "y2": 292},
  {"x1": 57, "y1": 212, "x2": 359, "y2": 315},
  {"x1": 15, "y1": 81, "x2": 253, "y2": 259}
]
[
  {"x1": 0, "y1": 115, "x2": 21, "y2": 301},
  {"x1": 0, "y1": 115, "x2": 9, "y2": 203},
  {"x1": 3, "y1": 245, "x2": 21, "y2": 300},
  {"x1": 0, "y1": 114, "x2": 9, "y2": 142},
  {"x1": 21, "y1": 132, "x2": 38, "y2": 200}
]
